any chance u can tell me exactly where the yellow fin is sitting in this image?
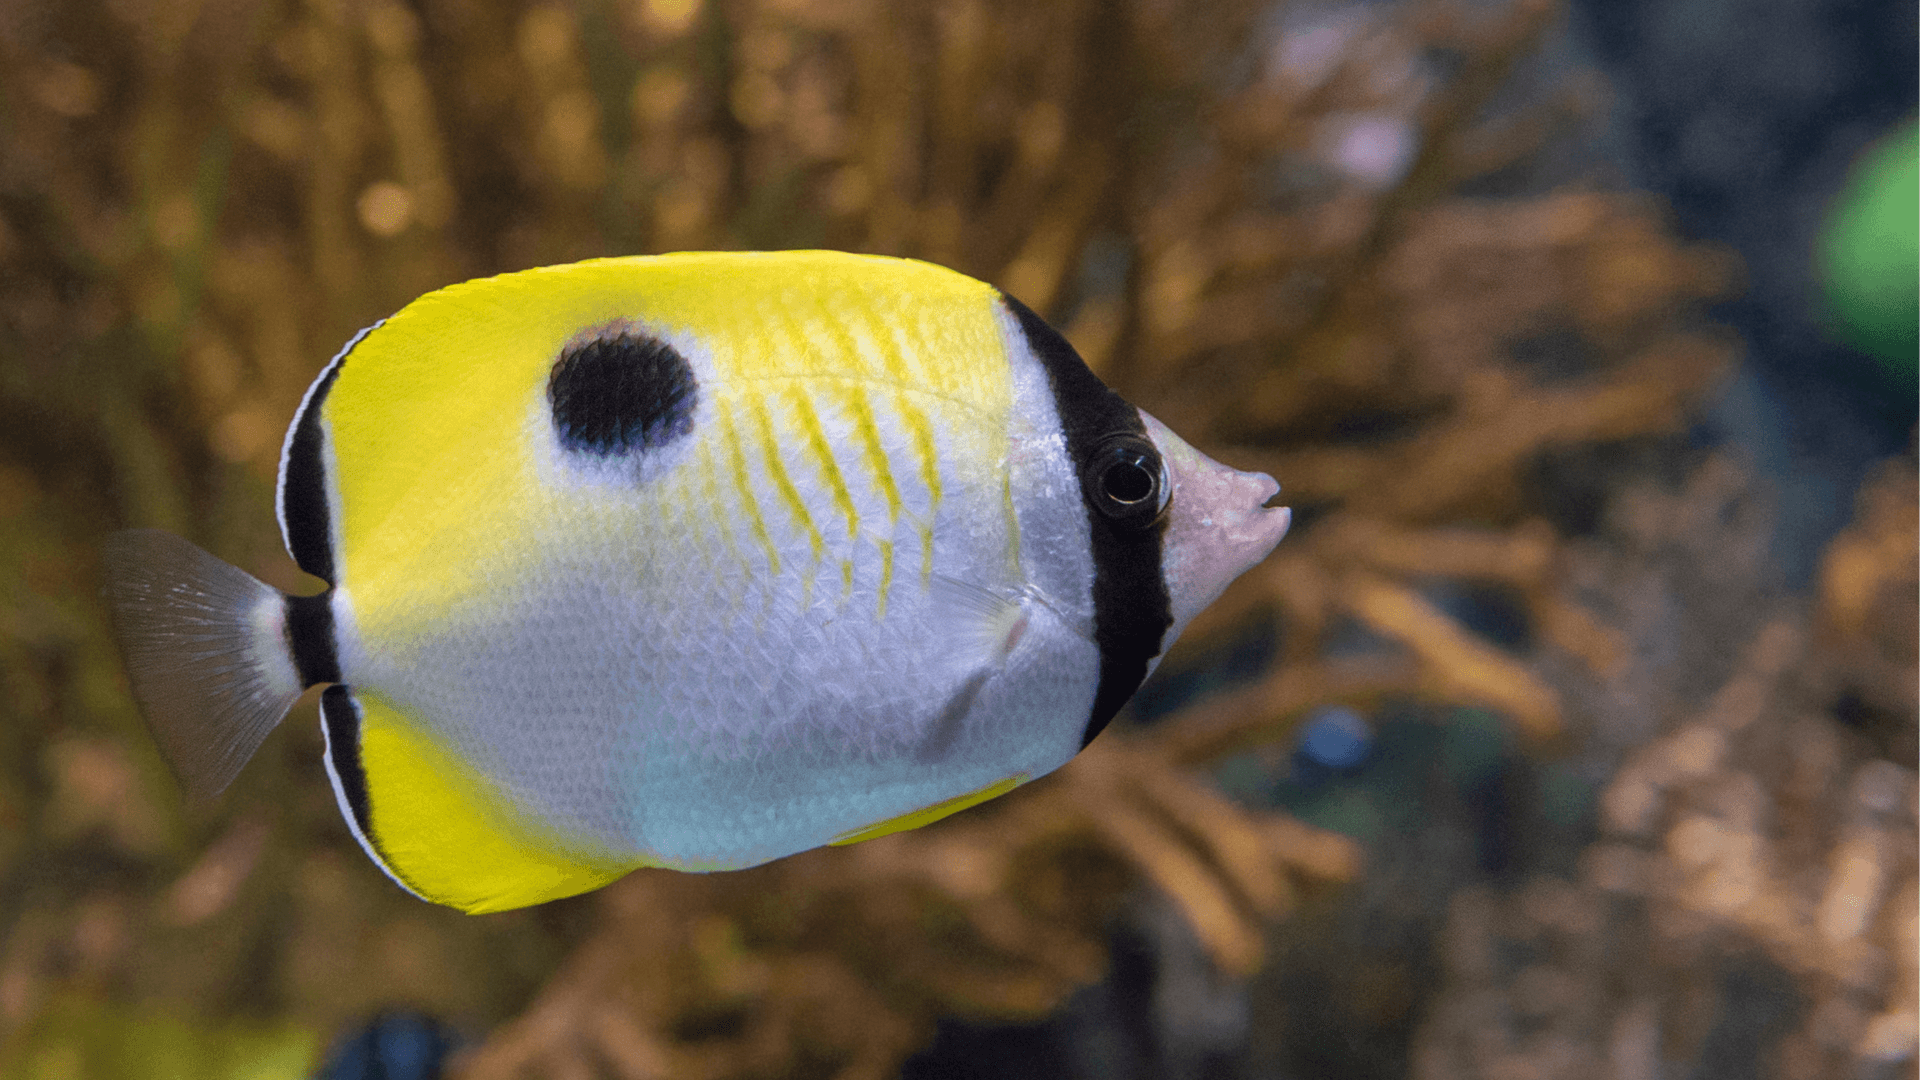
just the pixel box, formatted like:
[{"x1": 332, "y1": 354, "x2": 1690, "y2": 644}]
[
  {"x1": 829, "y1": 774, "x2": 1026, "y2": 846},
  {"x1": 354, "y1": 692, "x2": 638, "y2": 913}
]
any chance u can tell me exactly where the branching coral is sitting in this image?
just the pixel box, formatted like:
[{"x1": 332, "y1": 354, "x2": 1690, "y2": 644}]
[
  {"x1": 458, "y1": 744, "x2": 1356, "y2": 1078},
  {"x1": 1413, "y1": 452, "x2": 1918, "y2": 1080},
  {"x1": 0, "y1": 0, "x2": 1795, "y2": 1075}
]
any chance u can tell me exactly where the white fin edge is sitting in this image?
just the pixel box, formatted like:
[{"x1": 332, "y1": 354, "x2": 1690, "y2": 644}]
[
  {"x1": 101, "y1": 529, "x2": 303, "y2": 799},
  {"x1": 276, "y1": 319, "x2": 380, "y2": 556},
  {"x1": 316, "y1": 689, "x2": 428, "y2": 903}
]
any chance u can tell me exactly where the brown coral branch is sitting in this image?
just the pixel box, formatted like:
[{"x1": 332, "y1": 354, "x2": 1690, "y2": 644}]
[
  {"x1": 1343, "y1": 569, "x2": 1562, "y2": 741},
  {"x1": 1150, "y1": 655, "x2": 1421, "y2": 765}
]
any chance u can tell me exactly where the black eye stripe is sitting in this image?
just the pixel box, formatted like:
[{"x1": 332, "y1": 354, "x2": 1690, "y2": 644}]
[{"x1": 1001, "y1": 293, "x2": 1172, "y2": 748}]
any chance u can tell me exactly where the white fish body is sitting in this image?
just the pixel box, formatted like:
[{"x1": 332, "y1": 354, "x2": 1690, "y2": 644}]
[{"x1": 102, "y1": 251, "x2": 1289, "y2": 913}]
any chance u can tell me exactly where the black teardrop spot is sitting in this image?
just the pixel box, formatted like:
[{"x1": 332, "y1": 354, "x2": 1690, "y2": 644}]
[{"x1": 549, "y1": 327, "x2": 699, "y2": 456}]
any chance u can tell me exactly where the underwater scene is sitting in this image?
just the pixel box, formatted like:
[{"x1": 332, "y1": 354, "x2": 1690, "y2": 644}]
[{"x1": 0, "y1": 0, "x2": 1913, "y2": 1076}]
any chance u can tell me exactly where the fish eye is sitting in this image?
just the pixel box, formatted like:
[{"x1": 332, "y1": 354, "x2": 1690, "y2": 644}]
[{"x1": 1083, "y1": 435, "x2": 1168, "y2": 527}]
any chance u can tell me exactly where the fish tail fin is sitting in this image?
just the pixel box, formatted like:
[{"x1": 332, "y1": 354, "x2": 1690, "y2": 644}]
[{"x1": 100, "y1": 529, "x2": 306, "y2": 800}]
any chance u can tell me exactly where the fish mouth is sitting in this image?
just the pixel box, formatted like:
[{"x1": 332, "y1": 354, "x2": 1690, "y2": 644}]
[
  {"x1": 1207, "y1": 487, "x2": 1290, "y2": 579},
  {"x1": 1241, "y1": 502, "x2": 1292, "y2": 550},
  {"x1": 1254, "y1": 471, "x2": 1282, "y2": 508},
  {"x1": 1215, "y1": 471, "x2": 1289, "y2": 550}
]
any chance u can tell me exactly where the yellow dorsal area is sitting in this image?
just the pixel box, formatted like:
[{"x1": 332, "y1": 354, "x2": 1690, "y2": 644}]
[
  {"x1": 321, "y1": 251, "x2": 1011, "y2": 644},
  {"x1": 353, "y1": 691, "x2": 639, "y2": 914},
  {"x1": 829, "y1": 773, "x2": 1027, "y2": 846}
]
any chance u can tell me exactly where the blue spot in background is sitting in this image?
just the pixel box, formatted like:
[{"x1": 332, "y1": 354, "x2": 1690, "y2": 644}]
[
  {"x1": 1297, "y1": 706, "x2": 1374, "y2": 771},
  {"x1": 314, "y1": 1012, "x2": 460, "y2": 1080}
]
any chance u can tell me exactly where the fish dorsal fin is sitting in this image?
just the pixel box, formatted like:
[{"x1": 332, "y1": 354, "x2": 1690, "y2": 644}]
[{"x1": 321, "y1": 687, "x2": 640, "y2": 914}]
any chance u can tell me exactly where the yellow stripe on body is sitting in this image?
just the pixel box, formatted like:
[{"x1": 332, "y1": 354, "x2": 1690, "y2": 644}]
[
  {"x1": 885, "y1": 312, "x2": 970, "y2": 585},
  {"x1": 829, "y1": 773, "x2": 1028, "y2": 846},
  {"x1": 784, "y1": 387, "x2": 859, "y2": 540},
  {"x1": 899, "y1": 394, "x2": 943, "y2": 583},
  {"x1": 747, "y1": 392, "x2": 822, "y2": 598},
  {"x1": 782, "y1": 382, "x2": 859, "y2": 597},
  {"x1": 707, "y1": 265, "x2": 1007, "y2": 607},
  {"x1": 717, "y1": 399, "x2": 781, "y2": 579},
  {"x1": 353, "y1": 690, "x2": 639, "y2": 914},
  {"x1": 833, "y1": 382, "x2": 905, "y2": 525},
  {"x1": 813, "y1": 291, "x2": 968, "y2": 587},
  {"x1": 832, "y1": 383, "x2": 902, "y2": 614},
  {"x1": 813, "y1": 309, "x2": 928, "y2": 609}
]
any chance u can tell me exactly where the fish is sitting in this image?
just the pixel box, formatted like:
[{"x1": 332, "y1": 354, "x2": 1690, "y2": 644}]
[{"x1": 101, "y1": 251, "x2": 1290, "y2": 914}]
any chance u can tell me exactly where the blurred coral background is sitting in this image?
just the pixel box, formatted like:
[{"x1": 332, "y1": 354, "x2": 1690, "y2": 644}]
[{"x1": 0, "y1": 0, "x2": 1912, "y2": 1077}]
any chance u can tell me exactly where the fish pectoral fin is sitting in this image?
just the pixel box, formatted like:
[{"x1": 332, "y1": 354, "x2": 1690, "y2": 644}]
[
  {"x1": 928, "y1": 574, "x2": 1031, "y2": 667},
  {"x1": 916, "y1": 576, "x2": 1037, "y2": 762},
  {"x1": 913, "y1": 666, "x2": 990, "y2": 764}
]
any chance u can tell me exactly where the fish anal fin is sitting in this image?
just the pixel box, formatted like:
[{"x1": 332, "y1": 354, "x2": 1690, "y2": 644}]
[
  {"x1": 338, "y1": 689, "x2": 638, "y2": 914},
  {"x1": 829, "y1": 774, "x2": 1027, "y2": 847}
]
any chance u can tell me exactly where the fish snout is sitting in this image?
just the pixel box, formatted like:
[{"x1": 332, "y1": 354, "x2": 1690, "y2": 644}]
[{"x1": 1137, "y1": 411, "x2": 1290, "y2": 637}]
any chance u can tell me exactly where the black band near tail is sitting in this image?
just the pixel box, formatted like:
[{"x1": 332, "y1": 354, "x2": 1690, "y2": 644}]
[
  {"x1": 1001, "y1": 294, "x2": 1172, "y2": 747},
  {"x1": 281, "y1": 362, "x2": 344, "y2": 583},
  {"x1": 282, "y1": 320, "x2": 381, "y2": 585},
  {"x1": 319, "y1": 685, "x2": 374, "y2": 844},
  {"x1": 285, "y1": 592, "x2": 339, "y2": 687}
]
